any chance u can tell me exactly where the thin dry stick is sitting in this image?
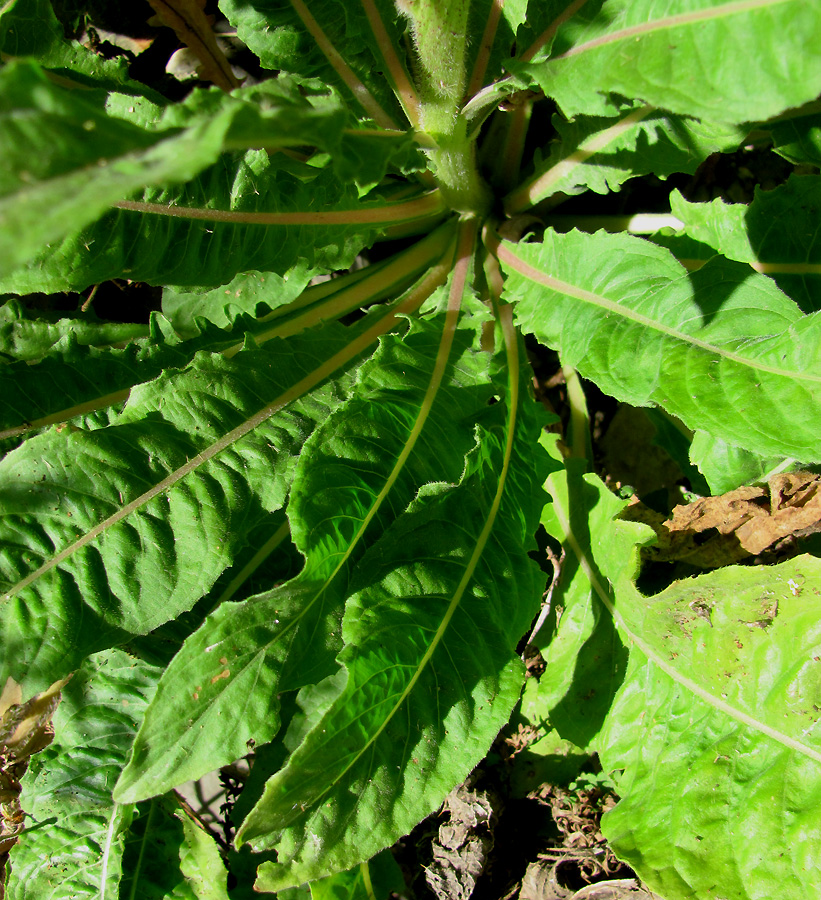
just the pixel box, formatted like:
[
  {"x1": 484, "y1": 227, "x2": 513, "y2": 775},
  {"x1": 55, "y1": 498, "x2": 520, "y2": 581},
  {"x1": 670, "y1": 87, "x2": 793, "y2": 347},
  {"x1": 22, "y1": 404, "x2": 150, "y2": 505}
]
[{"x1": 523, "y1": 545, "x2": 564, "y2": 656}]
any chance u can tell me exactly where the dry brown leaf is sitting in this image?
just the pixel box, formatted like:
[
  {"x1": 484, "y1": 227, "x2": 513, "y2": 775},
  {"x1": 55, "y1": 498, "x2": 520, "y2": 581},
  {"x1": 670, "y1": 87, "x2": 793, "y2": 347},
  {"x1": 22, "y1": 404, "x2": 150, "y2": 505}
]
[
  {"x1": 425, "y1": 782, "x2": 496, "y2": 900},
  {"x1": 623, "y1": 472, "x2": 821, "y2": 568},
  {"x1": 0, "y1": 677, "x2": 71, "y2": 880},
  {"x1": 147, "y1": 0, "x2": 240, "y2": 91}
]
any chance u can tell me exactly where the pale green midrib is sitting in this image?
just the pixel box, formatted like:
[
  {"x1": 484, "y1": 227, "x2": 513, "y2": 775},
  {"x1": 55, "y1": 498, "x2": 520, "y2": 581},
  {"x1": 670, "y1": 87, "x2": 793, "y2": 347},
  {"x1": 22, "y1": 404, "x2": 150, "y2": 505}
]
[
  {"x1": 520, "y1": 0, "x2": 593, "y2": 63},
  {"x1": 120, "y1": 253, "x2": 460, "y2": 805},
  {"x1": 122, "y1": 238, "x2": 468, "y2": 804},
  {"x1": 298, "y1": 221, "x2": 475, "y2": 612},
  {"x1": 465, "y1": 0, "x2": 503, "y2": 97},
  {"x1": 0, "y1": 277, "x2": 447, "y2": 605},
  {"x1": 114, "y1": 190, "x2": 444, "y2": 225},
  {"x1": 125, "y1": 799, "x2": 155, "y2": 900},
  {"x1": 361, "y1": 860, "x2": 377, "y2": 900},
  {"x1": 358, "y1": 0, "x2": 421, "y2": 128},
  {"x1": 249, "y1": 224, "x2": 453, "y2": 344},
  {"x1": 288, "y1": 0, "x2": 398, "y2": 131},
  {"x1": 504, "y1": 106, "x2": 653, "y2": 214},
  {"x1": 551, "y1": 0, "x2": 793, "y2": 61},
  {"x1": 500, "y1": 244, "x2": 821, "y2": 383},
  {"x1": 98, "y1": 802, "x2": 122, "y2": 900},
  {"x1": 219, "y1": 245, "x2": 464, "y2": 673},
  {"x1": 263, "y1": 297, "x2": 521, "y2": 836},
  {"x1": 552, "y1": 498, "x2": 821, "y2": 765},
  {"x1": 0, "y1": 241, "x2": 438, "y2": 442}
]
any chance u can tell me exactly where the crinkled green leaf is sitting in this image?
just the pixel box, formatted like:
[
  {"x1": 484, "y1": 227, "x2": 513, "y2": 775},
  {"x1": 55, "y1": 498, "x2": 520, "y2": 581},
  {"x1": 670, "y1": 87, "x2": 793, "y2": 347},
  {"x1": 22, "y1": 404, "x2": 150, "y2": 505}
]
[
  {"x1": 234, "y1": 341, "x2": 549, "y2": 890},
  {"x1": 161, "y1": 267, "x2": 313, "y2": 337},
  {"x1": 0, "y1": 0, "x2": 153, "y2": 93},
  {"x1": 177, "y1": 808, "x2": 232, "y2": 900},
  {"x1": 597, "y1": 517, "x2": 821, "y2": 897},
  {"x1": 0, "y1": 60, "x2": 239, "y2": 278},
  {"x1": 6, "y1": 648, "x2": 161, "y2": 900},
  {"x1": 0, "y1": 61, "x2": 425, "y2": 288},
  {"x1": 115, "y1": 290, "x2": 503, "y2": 803},
  {"x1": 513, "y1": 0, "x2": 821, "y2": 124},
  {"x1": 0, "y1": 234, "x2": 447, "y2": 451},
  {"x1": 536, "y1": 438, "x2": 626, "y2": 749},
  {"x1": 220, "y1": 0, "x2": 409, "y2": 129},
  {"x1": 671, "y1": 175, "x2": 821, "y2": 313},
  {"x1": 502, "y1": 228, "x2": 821, "y2": 461},
  {"x1": 0, "y1": 321, "x2": 367, "y2": 691},
  {"x1": 0, "y1": 298, "x2": 147, "y2": 362},
  {"x1": 541, "y1": 465, "x2": 821, "y2": 898}
]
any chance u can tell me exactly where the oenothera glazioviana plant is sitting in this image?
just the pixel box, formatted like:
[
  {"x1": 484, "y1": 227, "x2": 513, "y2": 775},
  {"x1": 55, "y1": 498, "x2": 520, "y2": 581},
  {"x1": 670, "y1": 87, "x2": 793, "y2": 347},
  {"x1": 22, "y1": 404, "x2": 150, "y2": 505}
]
[{"x1": 1, "y1": 0, "x2": 821, "y2": 897}]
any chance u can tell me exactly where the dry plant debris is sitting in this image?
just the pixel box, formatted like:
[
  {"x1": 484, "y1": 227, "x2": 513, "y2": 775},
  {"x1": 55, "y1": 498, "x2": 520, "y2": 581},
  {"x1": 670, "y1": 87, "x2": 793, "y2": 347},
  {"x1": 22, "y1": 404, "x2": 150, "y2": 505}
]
[{"x1": 625, "y1": 471, "x2": 821, "y2": 568}]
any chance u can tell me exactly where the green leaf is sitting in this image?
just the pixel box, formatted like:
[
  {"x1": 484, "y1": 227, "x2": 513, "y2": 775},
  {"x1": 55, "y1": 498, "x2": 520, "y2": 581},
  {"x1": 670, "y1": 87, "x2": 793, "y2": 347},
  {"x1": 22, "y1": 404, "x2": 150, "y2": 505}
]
[
  {"x1": 513, "y1": 0, "x2": 821, "y2": 124},
  {"x1": 506, "y1": 106, "x2": 745, "y2": 213},
  {"x1": 689, "y1": 431, "x2": 792, "y2": 494},
  {"x1": 671, "y1": 175, "x2": 821, "y2": 313},
  {"x1": 0, "y1": 59, "x2": 430, "y2": 288},
  {"x1": 178, "y1": 810, "x2": 232, "y2": 900},
  {"x1": 0, "y1": 232, "x2": 448, "y2": 449},
  {"x1": 603, "y1": 554, "x2": 821, "y2": 898},
  {"x1": 0, "y1": 0, "x2": 152, "y2": 93},
  {"x1": 161, "y1": 268, "x2": 313, "y2": 337},
  {"x1": 6, "y1": 648, "x2": 161, "y2": 900},
  {"x1": 234, "y1": 327, "x2": 549, "y2": 890},
  {"x1": 543, "y1": 468, "x2": 821, "y2": 898},
  {"x1": 0, "y1": 60, "x2": 238, "y2": 278},
  {"x1": 536, "y1": 438, "x2": 627, "y2": 750},
  {"x1": 220, "y1": 0, "x2": 409, "y2": 130},
  {"x1": 0, "y1": 298, "x2": 147, "y2": 362},
  {"x1": 115, "y1": 281, "x2": 502, "y2": 802},
  {"x1": 0, "y1": 321, "x2": 367, "y2": 690},
  {"x1": 119, "y1": 795, "x2": 231, "y2": 900},
  {"x1": 769, "y1": 105, "x2": 821, "y2": 168},
  {"x1": 500, "y1": 228, "x2": 821, "y2": 461}
]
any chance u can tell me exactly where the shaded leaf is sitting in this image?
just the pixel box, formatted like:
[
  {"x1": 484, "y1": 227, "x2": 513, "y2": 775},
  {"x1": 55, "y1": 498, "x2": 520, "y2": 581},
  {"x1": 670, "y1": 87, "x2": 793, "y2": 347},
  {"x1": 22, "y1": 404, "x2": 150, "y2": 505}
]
[
  {"x1": 219, "y1": 0, "x2": 408, "y2": 129},
  {"x1": 671, "y1": 175, "x2": 821, "y2": 313},
  {"x1": 309, "y1": 848, "x2": 405, "y2": 900},
  {"x1": 689, "y1": 431, "x2": 788, "y2": 495},
  {"x1": 507, "y1": 106, "x2": 744, "y2": 213}
]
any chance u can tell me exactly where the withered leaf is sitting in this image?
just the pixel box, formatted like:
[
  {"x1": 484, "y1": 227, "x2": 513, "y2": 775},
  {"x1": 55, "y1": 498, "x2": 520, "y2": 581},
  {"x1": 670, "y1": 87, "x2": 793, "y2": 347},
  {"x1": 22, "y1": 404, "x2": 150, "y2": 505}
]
[
  {"x1": 147, "y1": 0, "x2": 240, "y2": 91},
  {"x1": 624, "y1": 472, "x2": 821, "y2": 568}
]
